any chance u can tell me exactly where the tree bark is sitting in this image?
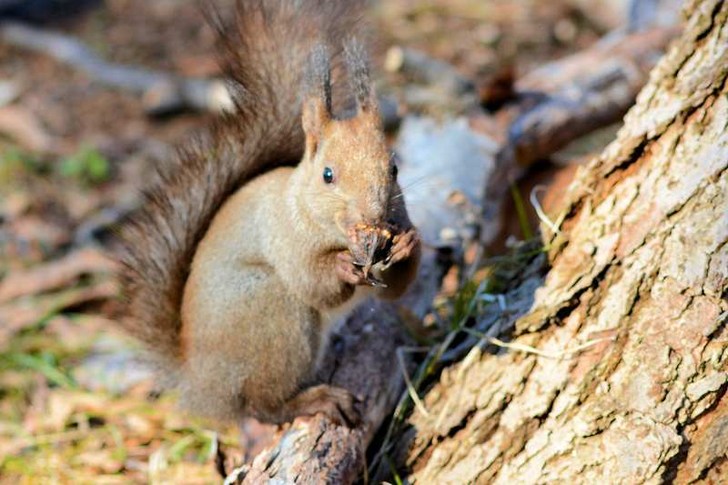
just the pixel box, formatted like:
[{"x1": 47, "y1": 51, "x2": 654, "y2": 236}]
[{"x1": 398, "y1": 0, "x2": 728, "y2": 483}]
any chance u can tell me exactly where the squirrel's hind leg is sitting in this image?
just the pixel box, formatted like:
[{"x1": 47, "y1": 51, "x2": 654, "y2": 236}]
[{"x1": 253, "y1": 384, "x2": 361, "y2": 427}]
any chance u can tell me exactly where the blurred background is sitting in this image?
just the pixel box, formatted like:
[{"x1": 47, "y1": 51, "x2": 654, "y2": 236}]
[{"x1": 0, "y1": 0, "x2": 680, "y2": 482}]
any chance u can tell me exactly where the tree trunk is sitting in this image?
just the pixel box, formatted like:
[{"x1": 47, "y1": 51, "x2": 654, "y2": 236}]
[{"x1": 398, "y1": 1, "x2": 728, "y2": 483}]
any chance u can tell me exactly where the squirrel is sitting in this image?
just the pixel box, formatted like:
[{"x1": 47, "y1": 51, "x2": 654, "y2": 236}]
[{"x1": 118, "y1": 0, "x2": 420, "y2": 426}]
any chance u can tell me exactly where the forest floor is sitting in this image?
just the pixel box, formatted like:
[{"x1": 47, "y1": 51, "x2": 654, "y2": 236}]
[{"x1": 0, "y1": 0, "x2": 603, "y2": 482}]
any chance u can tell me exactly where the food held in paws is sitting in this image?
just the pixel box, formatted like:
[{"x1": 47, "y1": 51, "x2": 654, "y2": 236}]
[{"x1": 349, "y1": 223, "x2": 395, "y2": 286}]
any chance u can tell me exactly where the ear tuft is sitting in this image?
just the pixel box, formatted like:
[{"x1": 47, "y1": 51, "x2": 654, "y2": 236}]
[
  {"x1": 305, "y1": 44, "x2": 332, "y2": 114},
  {"x1": 344, "y1": 38, "x2": 377, "y2": 114},
  {"x1": 302, "y1": 44, "x2": 333, "y2": 150}
]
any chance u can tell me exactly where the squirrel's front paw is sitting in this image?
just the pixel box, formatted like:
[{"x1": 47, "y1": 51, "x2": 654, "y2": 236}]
[
  {"x1": 386, "y1": 228, "x2": 420, "y2": 266},
  {"x1": 335, "y1": 251, "x2": 367, "y2": 285}
]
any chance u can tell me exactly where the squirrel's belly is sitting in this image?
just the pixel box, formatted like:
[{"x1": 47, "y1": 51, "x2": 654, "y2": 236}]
[{"x1": 181, "y1": 260, "x2": 322, "y2": 413}]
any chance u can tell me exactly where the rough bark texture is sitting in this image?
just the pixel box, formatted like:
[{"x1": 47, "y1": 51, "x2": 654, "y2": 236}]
[{"x1": 401, "y1": 1, "x2": 728, "y2": 483}]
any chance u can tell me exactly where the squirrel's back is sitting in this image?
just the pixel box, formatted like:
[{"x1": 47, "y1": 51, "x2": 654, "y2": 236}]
[{"x1": 118, "y1": 0, "x2": 365, "y2": 372}]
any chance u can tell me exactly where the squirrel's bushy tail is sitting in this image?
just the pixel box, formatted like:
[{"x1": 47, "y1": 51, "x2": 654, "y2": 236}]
[{"x1": 118, "y1": 0, "x2": 365, "y2": 371}]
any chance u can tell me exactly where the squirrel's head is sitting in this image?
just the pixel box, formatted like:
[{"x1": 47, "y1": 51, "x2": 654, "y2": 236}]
[{"x1": 297, "y1": 41, "x2": 401, "y2": 244}]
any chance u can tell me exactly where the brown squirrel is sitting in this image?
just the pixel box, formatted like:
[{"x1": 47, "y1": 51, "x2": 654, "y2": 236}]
[{"x1": 118, "y1": 0, "x2": 420, "y2": 426}]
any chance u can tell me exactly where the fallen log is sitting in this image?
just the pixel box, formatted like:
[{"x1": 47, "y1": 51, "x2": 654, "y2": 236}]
[
  {"x1": 482, "y1": 25, "x2": 677, "y2": 246},
  {"x1": 505, "y1": 26, "x2": 679, "y2": 168},
  {"x1": 0, "y1": 21, "x2": 233, "y2": 115}
]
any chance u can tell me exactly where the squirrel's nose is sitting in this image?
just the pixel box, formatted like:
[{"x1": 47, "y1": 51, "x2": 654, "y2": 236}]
[
  {"x1": 363, "y1": 187, "x2": 388, "y2": 223},
  {"x1": 361, "y1": 202, "x2": 385, "y2": 225}
]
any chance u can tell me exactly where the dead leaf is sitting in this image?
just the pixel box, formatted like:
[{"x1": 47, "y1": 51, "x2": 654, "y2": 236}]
[
  {"x1": 0, "y1": 106, "x2": 57, "y2": 153},
  {"x1": 46, "y1": 392, "x2": 77, "y2": 432},
  {"x1": 0, "y1": 280, "x2": 118, "y2": 347},
  {"x1": 7, "y1": 215, "x2": 72, "y2": 257},
  {"x1": 72, "y1": 449, "x2": 124, "y2": 474},
  {"x1": 0, "y1": 191, "x2": 32, "y2": 220},
  {"x1": 45, "y1": 314, "x2": 113, "y2": 352},
  {"x1": 0, "y1": 248, "x2": 116, "y2": 303}
]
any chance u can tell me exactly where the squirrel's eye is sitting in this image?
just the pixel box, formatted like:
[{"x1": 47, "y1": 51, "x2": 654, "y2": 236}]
[
  {"x1": 391, "y1": 163, "x2": 398, "y2": 179},
  {"x1": 323, "y1": 167, "x2": 334, "y2": 184}
]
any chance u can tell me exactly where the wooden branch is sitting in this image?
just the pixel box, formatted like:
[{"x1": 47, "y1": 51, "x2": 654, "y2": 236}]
[
  {"x1": 0, "y1": 21, "x2": 233, "y2": 115},
  {"x1": 506, "y1": 26, "x2": 678, "y2": 168},
  {"x1": 481, "y1": 26, "x2": 677, "y2": 245},
  {"x1": 565, "y1": 0, "x2": 682, "y2": 32}
]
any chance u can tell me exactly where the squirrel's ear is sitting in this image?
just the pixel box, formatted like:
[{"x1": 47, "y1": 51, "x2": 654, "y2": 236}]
[
  {"x1": 303, "y1": 45, "x2": 332, "y2": 154},
  {"x1": 344, "y1": 39, "x2": 379, "y2": 120},
  {"x1": 302, "y1": 97, "x2": 330, "y2": 140}
]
